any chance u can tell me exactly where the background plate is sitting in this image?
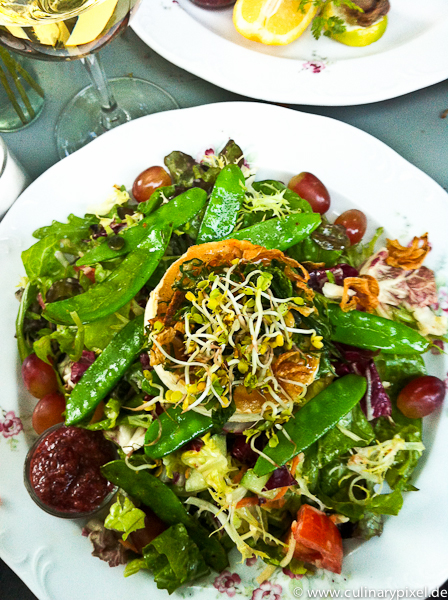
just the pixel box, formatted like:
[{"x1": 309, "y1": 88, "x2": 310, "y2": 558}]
[
  {"x1": 1, "y1": 102, "x2": 447, "y2": 600},
  {"x1": 132, "y1": 0, "x2": 448, "y2": 105}
]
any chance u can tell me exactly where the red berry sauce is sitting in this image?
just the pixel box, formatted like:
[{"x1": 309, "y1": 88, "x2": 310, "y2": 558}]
[{"x1": 30, "y1": 426, "x2": 115, "y2": 514}]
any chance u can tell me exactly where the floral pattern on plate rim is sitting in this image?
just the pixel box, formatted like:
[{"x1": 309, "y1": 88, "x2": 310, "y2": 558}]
[
  {"x1": 199, "y1": 548, "x2": 349, "y2": 600},
  {"x1": 0, "y1": 408, "x2": 23, "y2": 450},
  {"x1": 301, "y1": 53, "x2": 330, "y2": 74}
]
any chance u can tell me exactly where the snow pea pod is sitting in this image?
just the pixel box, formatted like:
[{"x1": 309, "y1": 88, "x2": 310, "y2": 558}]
[
  {"x1": 145, "y1": 406, "x2": 214, "y2": 459},
  {"x1": 222, "y1": 212, "x2": 321, "y2": 251},
  {"x1": 197, "y1": 164, "x2": 245, "y2": 244},
  {"x1": 65, "y1": 315, "x2": 145, "y2": 425},
  {"x1": 45, "y1": 225, "x2": 172, "y2": 325},
  {"x1": 101, "y1": 460, "x2": 229, "y2": 572},
  {"x1": 137, "y1": 185, "x2": 175, "y2": 215},
  {"x1": 254, "y1": 374, "x2": 367, "y2": 476},
  {"x1": 327, "y1": 304, "x2": 430, "y2": 354},
  {"x1": 77, "y1": 187, "x2": 207, "y2": 266}
]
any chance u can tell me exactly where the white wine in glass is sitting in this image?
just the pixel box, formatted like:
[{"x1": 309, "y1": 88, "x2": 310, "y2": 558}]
[{"x1": 0, "y1": 0, "x2": 178, "y2": 156}]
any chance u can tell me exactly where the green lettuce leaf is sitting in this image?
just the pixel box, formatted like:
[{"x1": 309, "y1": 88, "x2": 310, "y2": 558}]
[
  {"x1": 118, "y1": 413, "x2": 153, "y2": 429},
  {"x1": 288, "y1": 221, "x2": 349, "y2": 267},
  {"x1": 125, "y1": 362, "x2": 165, "y2": 397},
  {"x1": 354, "y1": 512, "x2": 383, "y2": 540},
  {"x1": 88, "y1": 396, "x2": 122, "y2": 431},
  {"x1": 33, "y1": 327, "x2": 78, "y2": 364},
  {"x1": 368, "y1": 489, "x2": 403, "y2": 516},
  {"x1": 83, "y1": 304, "x2": 130, "y2": 351},
  {"x1": 374, "y1": 353, "x2": 425, "y2": 490},
  {"x1": 33, "y1": 213, "x2": 98, "y2": 241},
  {"x1": 211, "y1": 401, "x2": 236, "y2": 434},
  {"x1": 22, "y1": 236, "x2": 67, "y2": 281},
  {"x1": 104, "y1": 495, "x2": 146, "y2": 541},
  {"x1": 125, "y1": 523, "x2": 209, "y2": 594},
  {"x1": 301, "y1": 442, "x2": 320, "y2": 493},
  {"x1": 342, "y1": 227, "x2": 383, "y2": 269},
  {"x1": 318, "y1": 404, "x2": 375, "y2": 468},
  {"x1": 374, "y1": 353, "x2": 427, "y2": 405}
]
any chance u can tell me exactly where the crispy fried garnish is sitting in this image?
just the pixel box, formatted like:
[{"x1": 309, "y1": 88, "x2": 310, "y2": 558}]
[
  {"x1": 174, "y1": 321, "x2": 186, "y2": 334},
  {"x1": 152, "y1": 239, "x2": 312, "y2": 317},
  {"x1": 284, "y1": 265, "x2": 314, "y2": 301},
  {"x1": 272, "y1": 351, "x2": 320, "y2": 401},
  {"x1": 301, "y1": 261, "x2": 326, "y2": 270},
  {"x1": 294, "y1": 305, "x2": 315, "y2": 317},
  {"x1": 163, "y1": 290, "x2": 185, "y2": 327},
  {"x1": 149, "y1": 326, "x2": 186, "y2": 366},
  {"x1": 149, "y1": 326, "x2": 176, "y2": 366},
  {"x1": 340, "y1": 275, "x2": 380, "y2": 313},
  {"x1": 386, "y1": 233, "x2": 430, "y2": 270}
]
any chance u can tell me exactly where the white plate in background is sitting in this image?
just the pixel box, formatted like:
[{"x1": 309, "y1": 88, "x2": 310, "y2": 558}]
[{"x1": 132, "y1": 0, "x2": 448, "y2": 105}]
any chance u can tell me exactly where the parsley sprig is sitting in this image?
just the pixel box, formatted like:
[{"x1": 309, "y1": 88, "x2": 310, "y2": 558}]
[{"x1": 298, "y1": 0, "x2": 363, "y2": 40}]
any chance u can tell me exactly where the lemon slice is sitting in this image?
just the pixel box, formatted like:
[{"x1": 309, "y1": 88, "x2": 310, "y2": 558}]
[
  {"x1": 66, "y1": 0, "x2": 119, "y2": 46},
  {"x1": 34, "y1": 22, "x2": 71, "y2": 46},
  {"x1": 323, "y1": 3, "x2": 388, "y2": 47},
  {"x1": 233, "y1": 0, "x2": 318, "y2": 46}
]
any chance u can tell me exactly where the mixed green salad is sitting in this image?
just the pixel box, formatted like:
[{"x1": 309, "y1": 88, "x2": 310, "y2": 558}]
[{"x1": 17, "y1": 140, "x2": 447, "y2": 593}]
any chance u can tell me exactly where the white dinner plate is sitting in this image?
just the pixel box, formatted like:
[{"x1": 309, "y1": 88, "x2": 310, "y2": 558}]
[
  {"x1": 1, "y1": 102, "x2": 447, "y2": 600},
  {"x1": 132, "y1": 0, "x2": 448, "y2": 105}
]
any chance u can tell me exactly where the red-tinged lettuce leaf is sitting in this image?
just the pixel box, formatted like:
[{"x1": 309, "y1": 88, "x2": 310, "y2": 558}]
[
  {"x1": 334, "y1": 344, "x2": 392, "y2": 420},
  {"x1": 71, "y1": 350, "x2": 96, "y2": 384},
  {"x1": 308, "y1": 263, "x2": 359, "y2": 292},
  {"x1": 361, "y1": 360, "x2": 392, "y2": 420},
  {"x1": 82, "y1": 519, "x2": 127, "y2": 568}
]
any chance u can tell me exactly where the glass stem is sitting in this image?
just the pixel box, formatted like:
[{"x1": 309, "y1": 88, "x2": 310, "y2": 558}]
[{"x1": 81, "y1": 53, "x2": 128, "y2": 131}]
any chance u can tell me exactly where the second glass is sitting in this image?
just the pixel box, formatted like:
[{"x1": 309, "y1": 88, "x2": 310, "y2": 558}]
[
  {"x1": 0, "y1": 0, "x2": 178, "y2": 157},
  {"x1": 0, "y1": 47, "x2": 45, "y2": 132}
]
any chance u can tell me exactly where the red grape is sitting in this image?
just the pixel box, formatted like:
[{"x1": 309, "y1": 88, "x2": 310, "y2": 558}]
[
  {"x1": 32, "y1": 392, "x2": 66, "y2": 435},
  {"x1": 288, "y1": 172, "x2": 331, "y2": 214},
  {"x1": 397, "y1": 375, "x2": 445, "y2": 419},
  {"x1": 132, "y1": 166, "x2": 172, "y2": 203},
  {"x1": 335, "y1": 209, "x2": 367, "y2": 245},
  {"x1": 22, "y1": 354, "x2": 59, "y2": 399}
]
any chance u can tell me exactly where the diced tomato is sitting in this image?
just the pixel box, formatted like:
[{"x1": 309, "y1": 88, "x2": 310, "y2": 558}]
[
  {"x1": 288, "y1": 505, "x2": 343, "y2": 574},
  {"x1": 236, "y1": 496, "x2": 259, "y2": 509}
]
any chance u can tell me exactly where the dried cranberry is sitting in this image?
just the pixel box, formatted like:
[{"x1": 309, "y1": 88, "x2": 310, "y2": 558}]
[
  {"x1": 139, "y1": 353, "x2": 151, "y2": 369},
  {"x1": 264, "y1": 466, "x2": 297, "y2": 490},
  {"x1": 231, "y1": 435, "x2": 259, "y2": 466},
  {"x1": 184, "y1": 438, "x2": 204, "y2": 452}
]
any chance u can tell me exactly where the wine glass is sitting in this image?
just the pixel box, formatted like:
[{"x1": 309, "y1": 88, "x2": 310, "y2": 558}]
[{"x1": 0, "y1": 0, "x2": 178, "y2": 157}]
